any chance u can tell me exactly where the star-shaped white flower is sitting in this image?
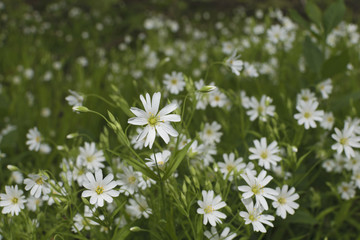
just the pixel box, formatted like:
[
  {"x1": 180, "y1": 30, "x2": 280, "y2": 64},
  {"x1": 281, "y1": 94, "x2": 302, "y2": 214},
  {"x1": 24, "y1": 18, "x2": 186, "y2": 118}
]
[{"x1": 128, "y1": 92, "x2": 181, "y2": 149}]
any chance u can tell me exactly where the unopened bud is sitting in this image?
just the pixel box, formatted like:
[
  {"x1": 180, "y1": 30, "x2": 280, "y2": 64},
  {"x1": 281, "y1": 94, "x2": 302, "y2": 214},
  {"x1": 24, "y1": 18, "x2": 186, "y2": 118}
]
[
  {"x1": 7, "y1": 165, "x2": 19, "y2": 171},
  {"x1": 66, "y1": 133, "x2": 79, "y2": 139},
  {"x1": 72, "y1": 106, "x2": 89, "y2": 112},
  {"x1": 199, "y1": 85, "x2": 217, "y2": 93},
  {"x1": 130, "y1": 227, "x2": 141, "y2": 232}
]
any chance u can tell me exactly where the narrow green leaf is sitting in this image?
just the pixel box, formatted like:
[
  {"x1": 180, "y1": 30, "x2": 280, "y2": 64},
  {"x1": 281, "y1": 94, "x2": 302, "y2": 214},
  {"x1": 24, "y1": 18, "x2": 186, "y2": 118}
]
[
  {"x1": 321, "y1": 50, "x2": 349, "y2": 79},
  {"x1": 316, "y1": 206, "x2": 338, "y2": 221},
  {"x1": 163, "y1": 140, "x2": 193, "y2": 181},
  {"x1": 303, "y1": 36, "x2": 324, "y2": 73},
  {"x1": 107, "y1": 149, "x2": 159, "y2": 181},
  {"x1": 289, "y1": 9, "x2": 310, "y2": 29},
  {"x1": 323, "y1": 0, "x2": 346, "y2": 36},
  {"x1": 286, "y1": 210, "x2": 317, "y2": 225},
  {"x1": 296, "y1": 150, "x2": 312, "y2": 169},
  {"x1": 305, "y1": 1, "x2": 322, "y2": 28}
]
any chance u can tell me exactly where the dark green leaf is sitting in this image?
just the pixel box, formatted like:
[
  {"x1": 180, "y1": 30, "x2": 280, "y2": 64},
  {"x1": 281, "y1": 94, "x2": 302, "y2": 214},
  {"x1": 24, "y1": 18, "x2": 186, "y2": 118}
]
[
  {"x1": 323, "y1": 0, "x2": 346, "y2": 36},
  {"x1": 303, "y1": 36, "x2": 324, "y2": 73},
  {"x1": 163, "y1": 140, "x2": 193, "y2": 181},
  {"x1": 305, "y1": 1, "x2": 322, "y2": 28},
  {"x1": 321, "y1": 50, "x2": 349, "y2": 79},
  {"x1": 286, "y1": 210, "x2": 317, "y2": 225},
  {"x1": 289, "y1": 9, "x2": 310, "y2": 29}
]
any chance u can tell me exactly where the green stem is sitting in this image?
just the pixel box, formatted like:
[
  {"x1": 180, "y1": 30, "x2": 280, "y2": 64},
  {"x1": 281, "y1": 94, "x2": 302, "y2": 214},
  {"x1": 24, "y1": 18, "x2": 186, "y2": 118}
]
[{"x1": 85, "y1": 93, "x2": 117, "y2": 108}]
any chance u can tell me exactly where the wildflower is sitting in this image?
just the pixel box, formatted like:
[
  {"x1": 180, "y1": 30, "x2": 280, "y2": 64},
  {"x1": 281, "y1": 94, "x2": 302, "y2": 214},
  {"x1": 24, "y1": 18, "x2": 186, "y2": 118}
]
[
  {"x1": 317, "y1": 79, "x2": 333, "y2": 99},
  {"x1": 239, "y1": 200, "x2": 274, "y2": 233},
  {"x1": 243, "y1": 62, "x2": 259, "y2": 78},
  {"x1": 337, "y1": 182, "x2": 356, "y2": 200},
  {"x1": 332, "y1": 125, "x2": 360, "y2": 159},
  {"x1": 199, "y1": 121, "x2": 223, "y2": 145},
  {"x1": 26, "y1": 196, "x2": 43, "y2": 211},
  {"x1": 246, "y1": 95, "x2": 275, "y2": 122},
  {"x1": 163, "y1": 71, "x2": 185, "y2": 94},
  {"x1": 204, "y1": 227, "x2": 236, "y2": 240},
  {"x1": 209, "y1": 90, "x2": 228, "y2": 108},
  {"x1": 77, "y1": 142, "x2": 105, "y2": 171},
  {"x1": 249, "y1": 138, "x2": 281, "y2": 170},
  {"x1": 81, "y1": 169, "x2": 119, "y2": 207},
  {"x1": 128, "y1": 92, "x2": 181, "y2": 149},
  {"x1": 222, "y1": 42, "x2": 235, "y2": 55},
  {"x1": 296, "y1": 89, "x2": 316, "y2": 103},
  {"x1": 24, "y1": 174, "x2": 51, "y2": 198},
  {"x1": 218, "y1": 153, "x2": 246, "y2": 181},
  {"x1": 146, "y1": 150, "x2": 171, "y2": 169},
  {"x1": 225, "y1": 51, "x2": 243, "y2": 76},
  {"x1": 197, "y1": 190, "x2": 227, "y2": 226},
  {"x1": 65, "y1": 90, "x2": 84, "y2": 110},
  {"x1": 272, "y1": 185, "x2": 299, "y2": 219},
  {"x1": 320, "y1": 112, "x2": 335, "y2": 130},
  {"x1": 238, "y1": 169, "x2": 277, "y2": 210},
  {"x1": 267, "y1": 24, "x2": 287, "y2": 44},
  {"x1": 294, "y1": 100, "x2": 324, "y2": 129},
  {"x1": 125, "y1": 194, "x2": 152, "y2": 219},
  {"x1": 26, "y1": 127, "x2": 42, "y2": 151},
  {"x1": 0, "y1": 185, "x2": 26, "y2": 216},
  {"x1": 195, "y1": 79, "x2": 211, "y2": 109},
  {"x1": 117, "y1": 166, "x2": 142, "y2": 196}
]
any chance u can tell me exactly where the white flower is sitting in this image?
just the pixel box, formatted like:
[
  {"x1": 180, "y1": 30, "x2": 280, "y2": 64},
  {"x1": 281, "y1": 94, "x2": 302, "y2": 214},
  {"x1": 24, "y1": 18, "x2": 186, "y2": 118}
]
[
  {"x1": 146, "y1": 150, "x2": 171, "y2": 169},
  {"x1": 320, "y1": 112, "x2": 335, "y2": 130},
  {"x1": 0, "y1": 185, "x2": 26, "y2": 216},
  {"x1": 296, "y1": 89, "x2": 316, "y2": 103},
  {"x1": 267, "y1": 24, "x2": 287, "y2": 44},
  {"x1": 337, "y1": 182, "x2": 356, "y2": 200},
  {"x1": 239, "y1": 200, "x2": 274, "y2": 233},
  {"x1": 272, "y1": 185, "x2": 299, "y2": 219},
  {"x1": 195, "y1": 79, "x2": 211, "y2": 109},
  {"x1": 331, "y1": 125, "x2": 360, "y2": 159},
  {"x1": 322, "y1": 159, "x2": 336, "y2": 172},
  {"x1": 26, "y1": 127, "x2": 42, "y2": 151},
  {"x1": 24, "y1": 174, "x2": 51, "y2": 198},
  {"x1": 238, "y1": 169, "x2": 278, "y2": 210},
  {"x1": 351, "y1": 168, "x2": 360, "y2": 189},
  {"x1": 10, "y1": 171, "x2": 23, "y2": 184},
  {"x1": 130, "y1": 128, "x2": 146, "y2": 150},
  {"x1": 222, "y1": 42, "x2": 235, "y2": 55},
  {"x1": 81, "y1": 169, "x2": 119, "y2": 207},
  {"x1": 77, "y1": 142, "x2": 105, "y2": 171},
  {"x1": 128, "y1": 92, "x2": 181, "y2": 149},
  {"x1": 65, "y1": 90, "x2": 84, "y2": 110},
  {"x1": 218, "y1": 153, "x2": 246, "y2": 181},
  {"x1": 197, "y1": 190, "x2": 227, "y2": 226},
  {"x1": 125, "y1": 194, "x2": 152, "y2": 219},
  {"x1": 26, "y1": 196, "x2": 43, "y2": 212},
  {"x1": 294, "y1": 100, "x2": 324, "y2": 129},
  {"x1": 163, "y1": 71, "x2": 185, "y2": 94},
  {"x1": 249, "y1": 138, "x2": 281, "y2": 170},
  {"x1": 246, "y1": 95, "x2": 275, "y2": 122},
  {"x1": 204, "y1": 227, "x2": 236, "y2": 240},
  {"x1": 225, "y1": 51, "x2": 243, "y2": 76},
  {"x1": 199, "y1": 121, "x2": 223, "y2": 145},
  {"x1": 317, "y1": 79, "x2": 333, "y2": 99},
  {"x1": 209, "y1": 90, "x2": 228, "y2": 108},
  {"x1": 117, "y1": 166, "x2": 142, "y2": 196},
  {"x1": 243, "y1": 62, "x2": 259, "y2": 78}
]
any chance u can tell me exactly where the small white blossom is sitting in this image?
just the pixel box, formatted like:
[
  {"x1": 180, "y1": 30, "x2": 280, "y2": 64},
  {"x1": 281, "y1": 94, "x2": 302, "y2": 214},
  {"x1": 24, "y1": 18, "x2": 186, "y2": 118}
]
[{"x1": 197, "y1": 190, "x2": 227, "y2": 226}]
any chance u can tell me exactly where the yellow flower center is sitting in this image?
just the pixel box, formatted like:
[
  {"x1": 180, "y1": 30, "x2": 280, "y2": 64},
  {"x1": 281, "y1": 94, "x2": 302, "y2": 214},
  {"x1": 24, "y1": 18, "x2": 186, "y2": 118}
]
[
  {"x1": 128, "y1": 176, "x2": 136, "y2": 184},
  {"x1": 171, "y1": 79, "x2": 178, "y2": 85},
  {"x1": 86, "y1": 155, "x2": 94, "y2": 163},
  {"x1": 302, "y1": 96, "x2": 309, "y2": 101},
  {"x1": 12, "y1": 197, "x2": 18, "y2": 204},
  {"x1": 226, "y1": 164, "x2": 234, "y2": 172},
  {"x1": 36, "y1": 177, "x2": 44, "y2": 185},
  {"x1": 278, "y1": 197, "x2": 286, "y2": 205},
  {"x1": 260, "y1": 151, "x2": 268, "y2": 159},
  {"x1": 148, "y1": 114, "x2": 159, "y2": 126},
  {"x1": 35, "y1": 136, "x2": 41, "y2": 143},
  {"x1": 304, "y1": 112, "x2": 311, "y2": 119},
  {"x1": 327, "y1": 117, "x2": 333, "y2": 122},
  {"x1": 251, "y1": 184, "x2": 262, "y2": 195},
  {"x1": 206, "y1": 129, "x2": 213, "y2": 135},
  {"x1": 214, "y1": 95, "x2": 220, "y2": 101},
  {"x1": 204, "y1": 205, "x2": 213, "y2": 214},
  {"x1": 249, "y1": 213, "x2": 256, "y2": 221},
  {"x1": 340, "y1": 137, "x2": 348, "y2": 145},
  {"x1": 158, "y1": 160, "x2": 164, "y2": 166},
  {"x1": 257, "y1": 106, "x2": 264, "y2": 113},
  {"x1": 95, "y1": 186, "x2": 104, "y2": 195},
  {"x1": 342, "y1": 186, "x2": 349, "y2": 192}
]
